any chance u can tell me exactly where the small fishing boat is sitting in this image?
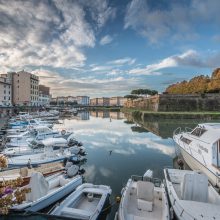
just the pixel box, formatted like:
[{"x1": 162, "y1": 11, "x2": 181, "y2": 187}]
[
  {"x1": 9, "y1": 119, "x2": 53, "y2": 129},
  {"x1": 164, "y1": 168, "x2": 220, "y2": 220},
  {"x1": 115, "y1": 170, "x2": 170, "y2": 220},
  {"x1": 0, "y1": 161, "x2": 65, "y2": 186},
  {"x1": 50, "y1": 183, "x2": 111, "y2": 220},
  {"x1": 11, "y1": 171, "x2": 82, "y2": 212},
  {"x1": 7, "y1": 145, "x2": 84, "y2": 167},
  {"x1": 3, "y1": 137, "x2": 84, "y2": 157}
]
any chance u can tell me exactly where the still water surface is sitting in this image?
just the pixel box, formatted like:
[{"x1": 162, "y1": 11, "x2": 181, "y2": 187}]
[
  {"x1": 54, "y1": 111, "x2": 176, "y2": 219},
  {"x1": 7, "y1": 110, "x2": 217, "y2": 220}
]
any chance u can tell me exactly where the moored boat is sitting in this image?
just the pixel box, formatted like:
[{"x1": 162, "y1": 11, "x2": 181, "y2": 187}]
[
  {"x1": 115, "y1": 170, "x2": 170, "y2": 220},
  {"x1": 11, "y1": 171, "x2": 82, "y2": 212},
  {"x1": 50, "y1": 183, "x2": 112, "y2": 220},
  {"x1": 173, "y1": 123, "x2": 220, "y2": 188},
  {"x1": 0, "y1": 162, "x2": 65, "y2": 186},
  {"x1": 164, "y1": 168, "x2": 220, "y2": 220},
  {"x1": 7, "y1": 146, "x2": 84, "y2": 167}
]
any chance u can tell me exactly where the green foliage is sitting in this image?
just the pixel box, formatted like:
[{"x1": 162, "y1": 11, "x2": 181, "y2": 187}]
[
  {"x1": 165, "y1": 68, "x2": 220, "y2": 94},
  {"x1": 131, "y1": 89, "x2": 158, "y2": 95},
  {"x1": 124, "y1": 95, "x2": 139, "y2": 99}
]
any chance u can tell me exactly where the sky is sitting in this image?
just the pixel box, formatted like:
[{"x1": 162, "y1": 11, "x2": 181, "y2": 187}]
[{"x1": 0, "y1": 0, "x2": 220, "y2": 97}]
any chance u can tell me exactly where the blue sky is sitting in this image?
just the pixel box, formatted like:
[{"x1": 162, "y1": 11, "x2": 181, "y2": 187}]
[{"x1": 0, "y1": 0, "x2": 220, "y2": 97}]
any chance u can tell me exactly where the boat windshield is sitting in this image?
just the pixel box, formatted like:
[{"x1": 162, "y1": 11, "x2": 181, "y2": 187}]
[{"x1": 191, "y1": 127, "x2": 207, "y2": 137}]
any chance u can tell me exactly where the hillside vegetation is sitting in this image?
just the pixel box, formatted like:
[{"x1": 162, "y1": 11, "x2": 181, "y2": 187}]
[{"x1": 165, "y1": 68, "x2": 220, "y2": 94}]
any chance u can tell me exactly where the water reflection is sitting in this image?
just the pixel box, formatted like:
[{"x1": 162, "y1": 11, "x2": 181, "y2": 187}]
[
  {"x1": 54, "y1": 110, "x2": 175, "y2": 219},
  {"x1": 126, "y1": 112, "x2": 220, "y2": 138}
]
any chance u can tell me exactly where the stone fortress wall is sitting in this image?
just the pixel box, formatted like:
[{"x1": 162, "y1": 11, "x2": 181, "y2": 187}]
[{"x1": 124, "y1": 93, "x2": 220, "y2": 112}]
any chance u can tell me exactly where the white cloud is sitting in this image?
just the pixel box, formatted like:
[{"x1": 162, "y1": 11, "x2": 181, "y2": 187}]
[
  {"x1": 128, "y1": 137, "x2": 175, "y2": 156},
  {"x1": 128, "y1": 49, "x2": 220, "y2": 75},
  {"x1": 108, "y1": 57, "x2": 136, "y2": 65},
  {"x1": 124, "y1": 0, "x2": 220, "y2": 43},
  {"x1": 33, "y1": 68, "x2": 143, "y2": 97},
  {"x1": 100, "y1": 35, "x2": 113, "y2": 45},
  {"x1": 0, "y1": 0, "x2": 115, "y2": 71}
]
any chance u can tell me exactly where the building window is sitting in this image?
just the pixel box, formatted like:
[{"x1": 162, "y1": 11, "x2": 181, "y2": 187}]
[{"x1": 4, "y1": 96, "x2": 6, "y2": 100}]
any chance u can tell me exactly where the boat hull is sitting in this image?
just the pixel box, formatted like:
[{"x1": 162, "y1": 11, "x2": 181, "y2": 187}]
[
  {"x1": 8, "y1": 155, "x2": 79, "y2": 167},
  {"x1": 179, "y1": 146, "x2": 220, "y2": 188}
]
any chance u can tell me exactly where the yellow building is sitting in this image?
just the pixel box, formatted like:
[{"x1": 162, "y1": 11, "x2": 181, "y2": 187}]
[{"x1": 12, "y1": 71, "x2": 39, "y2": 106}]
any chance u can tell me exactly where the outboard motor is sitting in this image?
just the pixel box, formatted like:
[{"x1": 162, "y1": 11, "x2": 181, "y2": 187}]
[
  {"x1": 68, "y1": 138, "x2": 77, "y2": 147},
  {"x1": 67, "y1": 165, "x2": 79, "y2": 177},
  {"x1": 77, "y1": 142, "x2": 83, "y2": 147}
]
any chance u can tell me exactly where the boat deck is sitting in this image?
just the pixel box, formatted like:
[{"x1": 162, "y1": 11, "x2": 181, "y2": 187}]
[
  {"x1": 74, "y1": 194, "x2": 100, "y2": 212},
  {"x1": 126, "y1": 182, "x2": 163, "y2": 220}
]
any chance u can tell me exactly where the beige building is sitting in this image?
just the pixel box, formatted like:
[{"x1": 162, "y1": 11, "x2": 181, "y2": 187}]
[
  {"x1": 97, "y1": 97, "x2": 110, "y2": 106},
  {"x1": 90, "y1": 98, "x2": 98, "y2": 106},
  {"x1": 12, "y1": 71, "x2": 39, "y2": 106},
  {"x1": 110, "y1": 96, "x2": 127, "y2": 106}
]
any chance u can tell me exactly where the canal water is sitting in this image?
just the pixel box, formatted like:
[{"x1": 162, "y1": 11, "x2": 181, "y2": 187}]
[
  {"x1": 54, "y1": 111, "x2": 177, "y2": 219},
  {"x1": 5, "y1": 110, "x2": 219, "y2": 220}
]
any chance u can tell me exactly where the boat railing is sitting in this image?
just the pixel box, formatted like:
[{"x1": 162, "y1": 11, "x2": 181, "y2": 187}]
[
  {"x1": 173, "y1": 127, "x2": 182, "y2": 136},
  {"x1": 184, "y1": 127, "x2": 192, "y2": 133},
  {"x1": 131, "y1": 175, "x2": 162, "y2": 187}
]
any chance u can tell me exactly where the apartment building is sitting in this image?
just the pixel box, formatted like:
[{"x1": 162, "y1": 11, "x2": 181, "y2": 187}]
[
  {"x1": 39, "y1": 85, "x2": 50, "y2": 106},
  {"x1": 12, "y1": 71, "x2": 39, "y2": 106},
  {"x1": 77, "y1": 96, "x2": 90, "y2": 105},
  {"x1": 90, "y1": 98, "x2": 99, "y2": 106},
  {"x1": 110, "y1": 96, "x2": 127, "y2": 106},
  {"x1": 0, "y1": 75, "x2": 11, "y2": 106},
  {"x1": 67, "y1": 96, "x2": 77, "y2": 103},
  {"x1": 97, "y1": 97, "x2": 110, "y2": 106}
]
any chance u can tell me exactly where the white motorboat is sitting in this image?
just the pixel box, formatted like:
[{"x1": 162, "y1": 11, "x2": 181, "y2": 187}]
[
  {"x1": 11, "y1": 171, "x2": 82, "y2": 212},
  {"x1": 3, "y1": 137, "x2": 85, "y2": 157},
  {"x1": 173, "y1": 123, "x2": 220, "y2": 188},
  {"x1": 7, "y1": 145, "x2": 84, "y2": 167},
  {"x1": 164, "y1": 168, "x2": 220, "y2": 220},
  {"x1": 115, "y1": 170, "x2": 170, "y2": 220},
  {"x1": 50, "y1": 183, "x2": 112, "y2": 220},
  {"x1": 10, "y1": 118, "x2": 53, "y2": 129},
  {"x1": 5, "y1": 126, "x2": 73, "y2": 148}
]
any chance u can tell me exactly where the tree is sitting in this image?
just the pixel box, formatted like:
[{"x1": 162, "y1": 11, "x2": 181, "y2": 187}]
[
  {"x1": 131, "y1": 89, "x2": 158, "y2": 95},
  {"x1": 165, "y1": 69, "x2": 220, "y2": 94},
  {"x1": 124, "y1": 95, "x2": 139, "y2": 99}
]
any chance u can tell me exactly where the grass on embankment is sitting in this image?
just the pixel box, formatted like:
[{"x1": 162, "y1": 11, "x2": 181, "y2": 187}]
[{"x1": 122, "y1": 108, "x2": 220, "y2": 119}]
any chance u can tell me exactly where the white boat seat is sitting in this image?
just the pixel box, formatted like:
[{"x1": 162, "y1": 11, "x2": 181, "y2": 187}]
[
  {"x1": 61, "y1": 207, "x2": 92, "y2": 219},
  {"x1": 181, "y1": 172, "x2": 208, "y2": 202},
  {"x1": 48, "y1": 176, "x2": 70, "y2": 190},
  {"x1": 136, "y1": 181, "x2": 154, "y2": 212}
]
